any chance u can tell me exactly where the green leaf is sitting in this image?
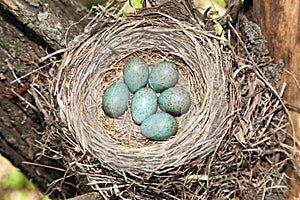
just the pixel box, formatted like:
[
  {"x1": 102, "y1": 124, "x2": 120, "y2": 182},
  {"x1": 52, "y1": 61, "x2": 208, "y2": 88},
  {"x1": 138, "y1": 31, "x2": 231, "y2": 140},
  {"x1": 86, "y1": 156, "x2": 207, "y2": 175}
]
[
  {"x1": 2, "y1": 169, "x2": 25, "y2": 189},
  {"x1": 43, "y1": 195, "x2": 52, "y2": 200},
  {"x1": 25, "y1": 179, "x2": 35, "y2": 190},
  {"x1": 214, "y1": 23, "x2": 223, "y2": 36},
  {"x1": 213, "y1": 22, "x2": 227, "y2": 46},
  {"x1": 213, "y1": 0, "x2": 226, "y2": 7},
  {"x1": 131, "y1": 0, "x2": 142, "y2": 8}
]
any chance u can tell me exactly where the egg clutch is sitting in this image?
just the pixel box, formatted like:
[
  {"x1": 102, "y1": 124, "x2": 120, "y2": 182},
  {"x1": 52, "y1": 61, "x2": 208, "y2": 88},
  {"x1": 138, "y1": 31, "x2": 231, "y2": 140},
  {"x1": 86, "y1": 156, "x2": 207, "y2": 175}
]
[{"x1": 102, "y1": 56, "x2": 191, "y2": 140}]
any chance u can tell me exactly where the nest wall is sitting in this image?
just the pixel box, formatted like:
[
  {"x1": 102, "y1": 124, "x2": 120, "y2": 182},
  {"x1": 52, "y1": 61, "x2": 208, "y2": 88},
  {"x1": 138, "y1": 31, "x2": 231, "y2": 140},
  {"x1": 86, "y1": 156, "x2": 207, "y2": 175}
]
[{"x1": 36, "y1": 5, "x2": 294, "y2": 199}]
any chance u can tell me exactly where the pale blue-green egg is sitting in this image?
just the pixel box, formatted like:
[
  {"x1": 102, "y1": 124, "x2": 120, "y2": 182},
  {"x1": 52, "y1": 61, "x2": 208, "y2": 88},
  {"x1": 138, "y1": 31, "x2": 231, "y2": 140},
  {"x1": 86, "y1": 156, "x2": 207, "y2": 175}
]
[
  {"x1": 141, "y1": 112, "x2": 178, "y2": 140},
  {"x1": 123, "y1": 56, "x2": 149, "y2": 93},
  {"x1": 131, "y1": 88, "x2": 157, "y2": 124},
  {"x1": 158, "y1": 87, "x2": 191, "y2": 115},
  {"x1": 102, "y1": 82, "x2": 130, "y2": 118},
  {"x1": 149, "y1": 61, "x2": 179, "y2": 92}
]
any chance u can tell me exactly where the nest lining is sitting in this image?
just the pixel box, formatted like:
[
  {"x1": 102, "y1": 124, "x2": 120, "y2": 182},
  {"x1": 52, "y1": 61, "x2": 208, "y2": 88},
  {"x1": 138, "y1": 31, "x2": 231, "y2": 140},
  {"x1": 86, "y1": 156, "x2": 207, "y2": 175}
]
[
  {"x1": 95, "y1": 52, "x2": 200, "y2": 148},
  {"x1": 56, "y1": 13, "x2": 228, "y2": 174}
]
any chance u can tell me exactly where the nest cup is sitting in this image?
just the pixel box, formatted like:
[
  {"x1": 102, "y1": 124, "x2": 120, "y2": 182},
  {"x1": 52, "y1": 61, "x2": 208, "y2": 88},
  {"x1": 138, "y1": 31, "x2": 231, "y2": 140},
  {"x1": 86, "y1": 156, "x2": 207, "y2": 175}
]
[{"x1": 56, "y1": 13, "x2": 228, "y2": 174}]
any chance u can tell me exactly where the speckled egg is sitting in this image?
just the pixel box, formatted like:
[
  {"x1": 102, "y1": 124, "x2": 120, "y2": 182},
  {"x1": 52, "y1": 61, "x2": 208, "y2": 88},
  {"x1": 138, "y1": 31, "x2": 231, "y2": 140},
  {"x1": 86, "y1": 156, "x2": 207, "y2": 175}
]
[
  {"x1": 123, "y1": 56, "x2": 149, "y2": 93},
  {"x1": 131, "y1": 88, "x2": 158, "y2": 124},
  {"x1": 158, "y1": 87, "x2": 191, "y2": 115},
  {"x1": 102, "y1": 82, "x2": 130, "y2": 118},
  {"x1": 149, "y1": 61, "x2": 179, "y2": 92},
  {"x1": 141, "y1": 112, "x2": 178, "y2": 140}
]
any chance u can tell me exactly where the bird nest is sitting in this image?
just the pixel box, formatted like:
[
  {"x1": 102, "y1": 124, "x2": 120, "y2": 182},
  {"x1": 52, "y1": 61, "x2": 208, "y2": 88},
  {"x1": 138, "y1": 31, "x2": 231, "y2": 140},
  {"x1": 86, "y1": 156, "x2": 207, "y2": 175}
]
[{"x1": 37, "y1": 3, "x2": 295, "y2": 199}]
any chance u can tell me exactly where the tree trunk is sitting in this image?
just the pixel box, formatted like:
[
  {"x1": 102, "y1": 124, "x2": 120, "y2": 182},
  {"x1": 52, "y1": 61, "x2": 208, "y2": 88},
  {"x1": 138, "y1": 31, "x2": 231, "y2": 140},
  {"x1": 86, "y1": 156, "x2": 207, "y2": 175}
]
[
  {"x1": 0, "y1": 0, "x2": 89, "y2": 198},
  {"x1": 252, "y1": 0, "x2": 300, "y2": 198}
]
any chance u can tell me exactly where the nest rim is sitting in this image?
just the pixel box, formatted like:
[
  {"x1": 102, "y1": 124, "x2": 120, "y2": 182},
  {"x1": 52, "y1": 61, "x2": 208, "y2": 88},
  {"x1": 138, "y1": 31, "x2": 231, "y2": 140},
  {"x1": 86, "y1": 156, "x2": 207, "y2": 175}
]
[{"x1": 56, "y1": 13, "x2": 228, "y2": 174}]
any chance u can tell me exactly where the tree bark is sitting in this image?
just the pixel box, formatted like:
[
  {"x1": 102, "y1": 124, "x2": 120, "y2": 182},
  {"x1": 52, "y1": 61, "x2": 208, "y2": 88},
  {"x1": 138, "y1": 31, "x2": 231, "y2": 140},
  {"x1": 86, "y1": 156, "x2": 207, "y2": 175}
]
[
  {"x1": 0, "y1": 0, "x2": 89, "y2": 198},
  {"x1": 252, "y1": 0, "x2": 300, "y2": 198}
]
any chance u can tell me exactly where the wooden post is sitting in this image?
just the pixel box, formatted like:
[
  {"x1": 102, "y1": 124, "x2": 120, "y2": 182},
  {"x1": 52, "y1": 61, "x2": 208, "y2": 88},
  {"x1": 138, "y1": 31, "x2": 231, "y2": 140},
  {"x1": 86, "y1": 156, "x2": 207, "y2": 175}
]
[{"x1": 252, "y1": 0, "x2": 300, "y2": 198}]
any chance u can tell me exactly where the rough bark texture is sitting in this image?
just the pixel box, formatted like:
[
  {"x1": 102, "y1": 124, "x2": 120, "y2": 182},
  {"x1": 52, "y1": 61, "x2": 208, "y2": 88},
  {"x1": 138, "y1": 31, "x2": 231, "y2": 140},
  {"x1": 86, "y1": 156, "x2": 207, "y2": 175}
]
[
  {"x1": 252, "y1": 0, "x2": 300, "y2": 198},
  {"x1": 0, "y1": 0, "x2": 89, "y2": 198}
]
